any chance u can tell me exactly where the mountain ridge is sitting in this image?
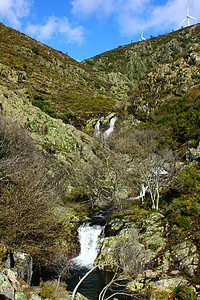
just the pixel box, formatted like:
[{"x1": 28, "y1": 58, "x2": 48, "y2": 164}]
[{"x1": 0, "y1": 21, "x2": 200, "y2": 300}]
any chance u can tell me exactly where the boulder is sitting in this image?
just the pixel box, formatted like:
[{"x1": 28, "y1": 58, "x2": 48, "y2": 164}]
[
  {"x1": 15, "y1": 292, "x2": 28, "y2": 300},
  {"x1": 5, "y1": 269, "x2": 24, "y2": 292},
  {"x1": 97, "y1": 213, "x2": 167, "y2": 277},
  {"x1": 171, "y1": 241, "x2": 199, "y2": 276},
  {"x1": 12, "y1": 252, "x2": 33, "y2": 286},
  {"x1": 4, "y1": 248, "x2": 33, "y2": 286},
  {"x1": 149, "y1": 276, "x2": 188, "y2": 291},
  {"x1": 28, "y1": 293, "x2": 43, "y2": 300},
  {"x1": 0, "y1": 273, "x2": 15, "y2": 300},
  {"x1": 98, "y1": 212, "x2": 199, "y2": 298}
]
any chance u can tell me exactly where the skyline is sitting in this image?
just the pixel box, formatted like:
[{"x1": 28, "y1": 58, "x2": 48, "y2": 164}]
[{"x1": 0, "y1": 0, "x2": 199, "y2": 62}]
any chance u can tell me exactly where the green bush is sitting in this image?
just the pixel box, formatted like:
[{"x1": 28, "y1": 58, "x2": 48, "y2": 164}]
[
  {"x1": 173, "y1": 285, "x2": 196, "y2": 300},
  {"x1": 40, "y1": 282, "x2": 56, "y2": 300},
  {"x1": 32, "y1": 46, "x2": 39, "y2": 55}
]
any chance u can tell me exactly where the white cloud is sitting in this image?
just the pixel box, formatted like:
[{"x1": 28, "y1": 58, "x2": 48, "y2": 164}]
[
  {"x1": 146, "y1": 0, "x2": 199, "y2": 31},
  {"x1": 71, "y1": 0, "x2": 115, "y2": 17},
  {"x1": 0, "y1": 0, "x2": 32, "y2": 28},
  {"x1": 25, "y1": 16, "x2": 84, "y2": 44},
  {"x1": 120, "y1": 0, "x2": 200, "y2": 35},
  {"x1": 71, "y1": 0, "x2": 199, "y2": 35}
]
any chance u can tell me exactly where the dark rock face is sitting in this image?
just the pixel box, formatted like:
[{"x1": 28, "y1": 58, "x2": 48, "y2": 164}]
[
  {"x1": 12, "y1": 252, "x2": 33, "y2": 286},
  {"x1": 4, "y1": 248, "x2": 33, "y2": 286}
]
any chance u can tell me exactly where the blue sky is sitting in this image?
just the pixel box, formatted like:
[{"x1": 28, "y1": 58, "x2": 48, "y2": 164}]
[{"x1": 0, "y1": 0, "x2": 199, "y2": 61}]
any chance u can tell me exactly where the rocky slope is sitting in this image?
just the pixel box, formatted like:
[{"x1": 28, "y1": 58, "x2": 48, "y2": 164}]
[
  {"x1": 0, "y1": 21, "x2": 200, "y2": 300},
  {"x1": 0, "y1": 22, "x2": 130, "y2": 128},
  {"x1": 97, "y1": 212, "x2": 200, "y2": 299},
  {"x1": 84, "y1": 24, "x2": 200, "y2": 114}
]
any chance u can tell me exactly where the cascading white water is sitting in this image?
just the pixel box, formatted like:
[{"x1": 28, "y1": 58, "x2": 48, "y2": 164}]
[
  {"x1": 73, "y1": 222, "x2": 104, "y2": 268},
  {"x1": 103, "y1": 116, "x2": 117, "y2": 140},
  {"x1": 94, "y1": 120, "x2": 101, "y2": 136}
]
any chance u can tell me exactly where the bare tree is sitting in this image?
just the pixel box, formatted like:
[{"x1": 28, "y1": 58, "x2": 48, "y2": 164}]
[
  {"x1": 71, "y1": 147, "x2": 131, "y2": 209},
  {"x1": 134, "y1": 149, "x2": 179, "y2": 210},
  {"x1": 71, "y1": 265, "x2": 137, "y2": 300},
  {"x1": 48, "y1": 252, "x2": 74, "y2": 293},
  {"x1": 0, "y1": 114, "x2": 70, "y2": 266}
]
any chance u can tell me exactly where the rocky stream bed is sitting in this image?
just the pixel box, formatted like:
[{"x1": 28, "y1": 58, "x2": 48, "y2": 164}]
[{"x1": 1, "y1": 212, "x2": 200, "y2": 299}]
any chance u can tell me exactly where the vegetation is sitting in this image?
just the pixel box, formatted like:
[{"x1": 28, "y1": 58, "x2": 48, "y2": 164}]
[
  {"x1": 0, "y1": 23, "x2": 117, "y2": 127},
  {"x1": 0, "y1": 114, "x2": 81, "y2": 266},
  {"x1": 173, "y1": 285, "x2": 196, "y2": 300},
  {"x1": 0, "y1": 20, "x2": 200, "y2": 299}
]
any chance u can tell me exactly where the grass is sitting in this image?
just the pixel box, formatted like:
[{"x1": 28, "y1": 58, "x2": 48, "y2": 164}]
[{"x1": 0, "y1": 22, "x2": 116, "y2": 127}]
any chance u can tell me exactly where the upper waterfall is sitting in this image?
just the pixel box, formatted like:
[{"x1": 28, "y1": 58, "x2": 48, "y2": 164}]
[
  {"x1": 94, "y1": 119, "x2": 101, "y2": 136},
  {"x1": 103, "y1": 116, "x2": 117, "y2": 140}
]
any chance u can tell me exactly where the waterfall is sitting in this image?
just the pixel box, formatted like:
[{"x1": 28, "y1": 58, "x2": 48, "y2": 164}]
[
  {"x1": 94, "y1": 120, "x2": 101, "y2": 136},
  {"x1": 128, "y1": 184, "x2": 148, "y2": 201},
  {"x1": 72, "y1": 222, "x2": 104, "y2": 268},
  {"x1": 103, "y1": 116, "x2": 117, "y2": 140}
]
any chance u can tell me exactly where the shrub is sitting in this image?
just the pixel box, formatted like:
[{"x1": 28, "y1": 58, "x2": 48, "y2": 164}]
[
  {"x1": 32, "y1": 46, "x2": 39, "y2": 55},
  {"x1": 0, "y1": 243, "x2": 7, "y2": 264},
  {"x1": 173, "y1": 285, "x2": 196, "y2": 300},
  {"x1": 40, "y1": 281, "x2": 56, "y2": 300},
  {"x1": 0, "y1": 115, "x2": 66, "y2": 266}
]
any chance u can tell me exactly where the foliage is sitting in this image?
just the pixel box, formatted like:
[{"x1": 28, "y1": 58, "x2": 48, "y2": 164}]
[
  {"x1": 40, "y1": 280, "x2": 69, "y2": 300},
  {"x1": 173, "y1": 285, "x2": 196, "y2": 300},
  {"x1": 0, "y1": 115, "x2": 77, "y2": 266},
  {"x1": 32, "y1": 46, "x2": 39, "y2": 55},
  {"x1": 150, "y1": 289, "x2": 172, "y2": 300},
  {"x1": 163, "y1": 163, "x2": 200, "y2": 244},
  {"x1": 41, "y1": 281, "x2": 57, "y2": 300},
  {"x1": 0, "y1": 243, "x2": 7, "y2": 264},
  {"x1": 0, "y1": 181, "x2": 61, "y2": 265},
  {"x1": 155, "y1": 95, "x2": 200, "y2": 144},
  {"x1": 175, "y1": 164, "x2": 200, "y2": 193}
]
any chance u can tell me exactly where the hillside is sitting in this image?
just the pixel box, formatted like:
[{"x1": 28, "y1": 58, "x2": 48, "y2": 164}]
[
  {"x1": 84, "y1": 23, "x2": 200, "y2": 155},
  {"x1": 84, "y1": 24, "x2": 200, "y2": 82},
  {"x1": 0, "y1": 23, "x2": 130, "y2": 128},
  {"x1": 0, "y1": 22, "x2": 200, "y2": 300}
]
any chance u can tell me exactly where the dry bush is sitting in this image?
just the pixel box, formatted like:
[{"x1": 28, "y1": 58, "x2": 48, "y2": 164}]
[{"x1": 0, "y1": 114, "x2": 69, "y2": 266}]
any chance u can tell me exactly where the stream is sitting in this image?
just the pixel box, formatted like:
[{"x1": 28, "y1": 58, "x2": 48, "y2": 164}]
[
  {"x1": 66, "y1": 213, "x2": 135, "y2": 300},
  {"x1": 66, "y1": 220, "x2": 105, "y2": 299}
]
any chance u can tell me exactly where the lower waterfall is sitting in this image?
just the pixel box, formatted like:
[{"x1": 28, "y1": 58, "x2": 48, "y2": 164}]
[
  {"x1": 72, "y1": 222, "x2": 104, "y2": 268},
  {"x1": 67, "y1": 220, "x2": 135, "y2": 300},
  {"x1": 66, "y1": 221, "x2": 105, "y2": 300}
]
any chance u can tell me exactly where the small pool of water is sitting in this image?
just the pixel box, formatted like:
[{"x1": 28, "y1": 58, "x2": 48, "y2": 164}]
[
  {"x1": 66, "y1": 267, "x2": 105, "y2": 300},
  {"x1": 66, "y1": 266, "x2": 136, "y2": 300}
]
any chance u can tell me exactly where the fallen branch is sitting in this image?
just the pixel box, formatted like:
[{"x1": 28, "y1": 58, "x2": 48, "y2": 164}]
[{"x1": 71, "y1": 265, "x2": 98, "y2": 300}]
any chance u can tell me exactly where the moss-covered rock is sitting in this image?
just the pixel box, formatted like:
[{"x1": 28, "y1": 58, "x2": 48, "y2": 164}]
[
  {"x1": 0, "y1": 273, "x2": 15, "y2": 300},
  {"x1": 97, "y1": 213, "x2": 167, "y2": 276},
  {"x1": 97, "y1": 212, "x2": 200, "y2": 298}
]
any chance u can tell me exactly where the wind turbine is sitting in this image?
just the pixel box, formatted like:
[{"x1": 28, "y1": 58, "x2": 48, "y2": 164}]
[
  {"x1": 139, "y1": 28, "x2": 146, "y2": 41},
  {"x1": 179, "y1": 4, "x2": 197, "y2": 27}
]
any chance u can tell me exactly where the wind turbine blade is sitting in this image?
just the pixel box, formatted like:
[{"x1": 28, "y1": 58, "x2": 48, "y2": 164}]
[
  {"x1": 179, "y1": 18, "x2": 187, "y2": 26},
  {"x1": 189, "y1": 16, "x2": 197, "y2": 20},
  {"x1": 187, "y1": 4, "x2": 189, "y2": 16}
]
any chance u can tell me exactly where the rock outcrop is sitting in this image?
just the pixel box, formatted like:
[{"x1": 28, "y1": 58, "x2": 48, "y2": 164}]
[{"x1": 97, "y1": 212, "x2": 200, "y2": 298}]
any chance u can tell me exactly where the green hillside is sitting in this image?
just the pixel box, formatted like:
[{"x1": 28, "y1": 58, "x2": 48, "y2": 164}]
[
  {"x1": 0, "y1": 22, "x2": 200, "y2": 300},
  {"x1": 0, "y1": 23, "x2": 128, "y2": 127}
]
